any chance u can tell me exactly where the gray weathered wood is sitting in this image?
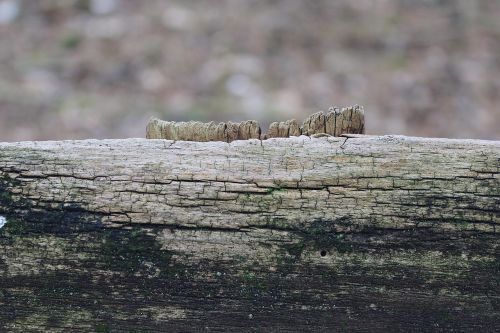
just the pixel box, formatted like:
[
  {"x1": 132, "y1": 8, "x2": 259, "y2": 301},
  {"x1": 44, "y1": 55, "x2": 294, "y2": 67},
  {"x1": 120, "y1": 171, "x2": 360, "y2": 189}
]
[
  {"x1": 0, "y1": 135, "x2": 499, "y2": 332},
  {"x1": 146, "y1": 105, "x2": 365, "y2": 142}
]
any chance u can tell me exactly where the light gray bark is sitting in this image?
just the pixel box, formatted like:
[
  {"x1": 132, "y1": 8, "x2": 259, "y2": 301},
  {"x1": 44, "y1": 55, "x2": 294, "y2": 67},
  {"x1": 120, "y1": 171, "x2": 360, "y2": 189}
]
[
  {"x1": 0, "y1": 135, "x2": 498, "y2": 332},
  {"x1": 1, "y1": 135, "x2": 496, "y2": 231}
]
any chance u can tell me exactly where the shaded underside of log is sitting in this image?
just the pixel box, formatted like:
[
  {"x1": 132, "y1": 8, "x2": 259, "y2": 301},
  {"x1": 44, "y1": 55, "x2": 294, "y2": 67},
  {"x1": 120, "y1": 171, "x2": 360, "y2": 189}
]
[
  {"x1": 0, "y1": 135, "x2": 499, "y2": 332},
  {"x1": 146, "y1": 105, "x2": 364, "y2": 142}
]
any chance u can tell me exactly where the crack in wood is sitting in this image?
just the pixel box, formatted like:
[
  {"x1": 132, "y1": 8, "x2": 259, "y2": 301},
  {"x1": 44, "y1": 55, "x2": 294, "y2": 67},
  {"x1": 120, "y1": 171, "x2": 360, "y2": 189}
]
[{"x1": 0, "y1": 135, "x2": 499, "y2": 331}]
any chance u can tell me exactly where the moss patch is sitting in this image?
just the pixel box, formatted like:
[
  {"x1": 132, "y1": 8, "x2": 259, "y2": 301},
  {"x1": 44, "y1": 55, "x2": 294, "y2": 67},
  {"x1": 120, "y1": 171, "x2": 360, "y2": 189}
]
[
  {"x1": 0, "y1": 174, "x2": 21, "y2": 212},
  {"x1": 97, "y1": 228, "x2": 173, "y2": 275},
  {"x1": 279, "y1": 217, "x2": 354, "y2": 261}
]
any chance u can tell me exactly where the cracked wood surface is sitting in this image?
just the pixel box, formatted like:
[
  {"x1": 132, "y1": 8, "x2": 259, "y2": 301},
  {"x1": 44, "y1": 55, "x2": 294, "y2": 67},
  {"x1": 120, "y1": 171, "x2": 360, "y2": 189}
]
[
  {"x1": 0, "y1": 135, "x2": 499, "y2": 332},
  {"x1": 146, "y1": 105, "x2": 364, "y2": 142}
]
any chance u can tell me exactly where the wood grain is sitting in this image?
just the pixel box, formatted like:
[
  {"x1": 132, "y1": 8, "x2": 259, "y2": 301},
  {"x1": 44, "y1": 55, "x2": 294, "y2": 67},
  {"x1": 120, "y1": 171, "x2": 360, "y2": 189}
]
[
  {"x1": 147, "y1": 105, "x2": 365, "y2": 142},
  {"x1": 0, "y1": 135, "x2": 498, "y2": 332}
]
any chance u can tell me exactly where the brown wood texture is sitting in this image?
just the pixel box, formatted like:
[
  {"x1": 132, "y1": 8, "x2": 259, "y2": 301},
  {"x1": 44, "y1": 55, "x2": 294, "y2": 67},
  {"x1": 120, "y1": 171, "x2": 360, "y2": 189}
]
[
  {"x1": 0, "y1": 135, "x2": 499, "y2": 332},
  {"x1": 146, "y1": 105, "x2": 365, "y2": 142}
]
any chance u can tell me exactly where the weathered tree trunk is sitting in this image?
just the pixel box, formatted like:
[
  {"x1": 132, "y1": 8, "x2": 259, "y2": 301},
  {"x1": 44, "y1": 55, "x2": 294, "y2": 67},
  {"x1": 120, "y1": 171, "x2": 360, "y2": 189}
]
[{"x1": 0, "y1": 135, "x2": 498, "y2": 332}]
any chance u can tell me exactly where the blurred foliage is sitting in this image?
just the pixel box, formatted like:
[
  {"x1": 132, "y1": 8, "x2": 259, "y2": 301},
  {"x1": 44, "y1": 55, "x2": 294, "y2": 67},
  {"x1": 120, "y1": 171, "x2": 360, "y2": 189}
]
[{"x1": 0, "y1": 0, "x2": 499, "y2": 140}]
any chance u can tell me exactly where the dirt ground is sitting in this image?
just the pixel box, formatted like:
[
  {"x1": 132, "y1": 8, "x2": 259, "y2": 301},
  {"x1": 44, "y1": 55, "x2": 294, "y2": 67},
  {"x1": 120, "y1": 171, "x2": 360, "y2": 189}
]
[{"x1": 0, "y1": 0, "x2": 499, "y2": 141}]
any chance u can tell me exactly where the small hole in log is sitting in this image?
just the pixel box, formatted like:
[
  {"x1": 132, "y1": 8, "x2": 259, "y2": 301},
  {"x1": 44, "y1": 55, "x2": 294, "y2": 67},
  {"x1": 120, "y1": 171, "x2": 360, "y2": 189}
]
[{"x1": 320, "y1": 250, "x2": 327, "y2": 257}]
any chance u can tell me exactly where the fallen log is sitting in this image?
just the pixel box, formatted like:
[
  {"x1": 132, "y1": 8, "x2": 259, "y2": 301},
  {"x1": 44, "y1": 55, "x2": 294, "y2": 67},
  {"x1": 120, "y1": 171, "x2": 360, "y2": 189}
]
[{"x1": 0, "y1": 135, "x2": 499, "y2": 332}]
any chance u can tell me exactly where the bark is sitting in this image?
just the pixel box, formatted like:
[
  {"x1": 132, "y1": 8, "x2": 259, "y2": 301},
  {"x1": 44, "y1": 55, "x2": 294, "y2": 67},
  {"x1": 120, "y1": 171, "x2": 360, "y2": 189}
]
[
  {"x1": 146, "y1": 105, "x2": 365, "y2": 142},
  {"x1": 0, "y1": 135, "x2": 499, "y2": 332}
]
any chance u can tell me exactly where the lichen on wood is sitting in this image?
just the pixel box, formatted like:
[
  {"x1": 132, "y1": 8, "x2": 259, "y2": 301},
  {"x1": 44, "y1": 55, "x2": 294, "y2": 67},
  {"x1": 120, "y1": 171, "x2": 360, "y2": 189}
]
[
  {"x1": 0, "y1": 135, "x2": 499, "y2": 332},
  {"x1": 146, "y1": 105, "x2": 364, "y2": 142}
]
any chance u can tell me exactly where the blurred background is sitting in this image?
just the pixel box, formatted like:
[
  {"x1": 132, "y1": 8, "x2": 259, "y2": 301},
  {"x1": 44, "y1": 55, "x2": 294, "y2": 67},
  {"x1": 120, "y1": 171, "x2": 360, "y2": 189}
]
[{"x1": 0, "y1": 0, "x2": 499, "y2": 141}]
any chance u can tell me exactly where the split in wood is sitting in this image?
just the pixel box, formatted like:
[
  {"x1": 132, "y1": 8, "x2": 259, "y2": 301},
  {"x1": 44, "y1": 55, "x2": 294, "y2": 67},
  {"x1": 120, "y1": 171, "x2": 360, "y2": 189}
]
[{"x1": 146, "y1": 105, "x2": 364, "y2": 142}]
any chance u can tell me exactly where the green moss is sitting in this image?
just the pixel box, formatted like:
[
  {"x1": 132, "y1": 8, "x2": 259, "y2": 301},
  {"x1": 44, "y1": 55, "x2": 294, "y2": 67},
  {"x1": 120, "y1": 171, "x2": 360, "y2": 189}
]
[
  {"x1": 267, "y1": 217, "x2": 289, "y2": 229},
  {"x1": 98, "y1": 228, "x2": 172, "y2": 275},
  {"x1": 0, "y1": 217, "x2": 185, "y2": 330},
  {"x1": 283, "y1": 242, "x2": 305, "y2": 258},
  {"x1": 304, "y1": 218, "x2": 353, "y2": 253},
  {"x1": 0, "y1": 258, "x2": 7, "y2": 272},
  {"x1": 0, "y1": 190, "x2": 10, "y2": 204},
  {"x1": 0, "y1": 217, "x2": 31, "y2": 237},
  {"x1": 238, "y1": 270, "x2": 270, "y2": 297},
  {"x1": 95, "y1": 322, "x2": 112, "y2": 333},
  {"x1": 0, "y1": 174, "x2": 21, "y2": 210},
  {"x1": 340, "y1": 319, "x2": 349, "y2": 330},
  {"x1": 266, "y1": 187, "x2": 287, "y2": 195},
  {"x1": 434, "y1": 309, "x2": 458, "y2": 325},
  {"x1": 257, "y1": 199, "x2": 272, "y2": 211},
  {"x1": 241, "y1": 271, "x2": 256, "y2": 282},
  {"x1": 273, "y1": 250, "x2": 299, "y2": 275},
  {"x1": 277, "y1": 218, "x2": 353, "y2": 261}
]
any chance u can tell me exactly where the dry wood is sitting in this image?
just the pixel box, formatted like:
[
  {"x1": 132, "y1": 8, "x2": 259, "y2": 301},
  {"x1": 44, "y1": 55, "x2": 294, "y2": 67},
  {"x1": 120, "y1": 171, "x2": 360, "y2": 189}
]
[
  {"x1": 146, "y1": 105, "x2": 365, "y2": 142},
  {"x1": 0, "y1": 135, "x2": 499, "y2": 332}
]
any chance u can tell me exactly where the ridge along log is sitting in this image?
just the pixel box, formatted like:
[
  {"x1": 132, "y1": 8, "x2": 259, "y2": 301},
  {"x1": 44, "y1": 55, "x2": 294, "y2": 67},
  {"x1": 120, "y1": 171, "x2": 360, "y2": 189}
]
[
  {"x1": 146, "y1": 105, "x2": 365, "y2": 142},
  {"x1": 0, "y1": 135, "x2": 499, "y2": 332}
]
